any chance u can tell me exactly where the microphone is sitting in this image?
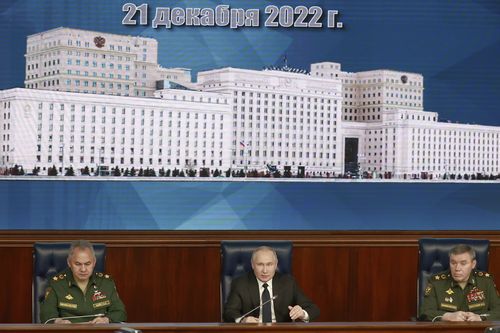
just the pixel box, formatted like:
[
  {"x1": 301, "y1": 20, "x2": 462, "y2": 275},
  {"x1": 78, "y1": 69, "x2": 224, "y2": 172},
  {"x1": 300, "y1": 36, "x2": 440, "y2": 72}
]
[
  {"x1": 236, "y1": 295, "x2": 278, "y2": 323},
  {"x1": 43, "y1": 313, "x2": 105, "y2": 324}
]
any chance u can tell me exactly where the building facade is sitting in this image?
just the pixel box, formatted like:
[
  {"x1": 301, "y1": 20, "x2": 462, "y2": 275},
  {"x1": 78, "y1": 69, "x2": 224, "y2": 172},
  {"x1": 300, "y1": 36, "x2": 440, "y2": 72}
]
[
  {"x1": 312, "y1": 62, "x2": 500, "y2": 177},
  {"x1": 0, "y1": 28, "x2": 499, "y2": 177},
  {"x1": 0, "y1": 88, "x2": 231, "y2": 174},
  {"x1": 24, "y1": 27, "x2": 191, "y2": 98},
  {"x1": 197, "y1": 67, "x2": 343, "y2": 175}
]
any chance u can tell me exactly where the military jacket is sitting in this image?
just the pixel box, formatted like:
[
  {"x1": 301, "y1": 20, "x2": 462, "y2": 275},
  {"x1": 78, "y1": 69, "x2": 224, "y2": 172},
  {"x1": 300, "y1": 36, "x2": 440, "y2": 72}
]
[
  {"x1": 39, "y1": 268, "x2": 127, "y2": 323},
  {"x1": 419, "y1": 270, "x2": 500, "y2": 321}
]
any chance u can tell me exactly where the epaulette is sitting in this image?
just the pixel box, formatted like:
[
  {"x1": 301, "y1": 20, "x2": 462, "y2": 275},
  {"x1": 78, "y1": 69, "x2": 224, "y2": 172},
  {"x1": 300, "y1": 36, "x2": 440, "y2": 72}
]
[
  {"x1": 52, "y1": 273, "x2": 67, "y2": 282},
  {"x1": 95, "y1": 272, "x2": 111, "y2": 279},
  {"x1": 432, "y1": 272, "x2": 451, "y2": 281},
  {"x1": 475, "y1": 270, "x2": 492, "y2": 278}
]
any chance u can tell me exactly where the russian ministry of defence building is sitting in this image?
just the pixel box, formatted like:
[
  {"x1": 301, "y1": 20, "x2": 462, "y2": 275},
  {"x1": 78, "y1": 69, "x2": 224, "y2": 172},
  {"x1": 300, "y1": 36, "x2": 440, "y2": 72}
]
[{"x1": 0, "y1": 27, "x2": 499, "y2": 177}]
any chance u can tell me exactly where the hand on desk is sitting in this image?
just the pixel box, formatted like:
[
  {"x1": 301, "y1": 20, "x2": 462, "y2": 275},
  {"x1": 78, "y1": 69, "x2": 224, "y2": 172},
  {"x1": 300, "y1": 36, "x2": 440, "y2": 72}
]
[
  {"x1": 442, "y1": 311, "x2": 482, "y2": 322},
  {"x1": 53, "y1": 318, "x2": 71, "y2": 324},
  {"x1": 88, "y1": 316, "x2": 110, "y2": 324},
  {"x1": 288, "y1": 305, "x2": 306, "y2": 321}
]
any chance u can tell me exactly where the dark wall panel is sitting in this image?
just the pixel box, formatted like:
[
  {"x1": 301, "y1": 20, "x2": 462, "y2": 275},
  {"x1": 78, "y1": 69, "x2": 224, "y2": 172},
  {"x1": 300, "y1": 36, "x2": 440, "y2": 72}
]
[{"x1": 0, "y1": 231, "x2": 499, "y2": 323}]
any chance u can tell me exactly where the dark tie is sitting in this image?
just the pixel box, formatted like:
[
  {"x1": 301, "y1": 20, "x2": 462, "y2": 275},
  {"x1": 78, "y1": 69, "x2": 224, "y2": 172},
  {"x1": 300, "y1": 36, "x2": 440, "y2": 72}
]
[{"x1": 262, "y1": 283, "x2": 272, "y2": 323}]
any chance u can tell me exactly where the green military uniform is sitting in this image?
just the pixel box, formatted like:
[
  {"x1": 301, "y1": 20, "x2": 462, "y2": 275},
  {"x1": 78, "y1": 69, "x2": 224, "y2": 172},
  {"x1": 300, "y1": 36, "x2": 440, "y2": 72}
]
[
  {"x1": 419, "y1": 270, "x2": 500, "y2": 321},
  {"x1": 39, "y1": 268, "x2": 127, "y2": 323}
]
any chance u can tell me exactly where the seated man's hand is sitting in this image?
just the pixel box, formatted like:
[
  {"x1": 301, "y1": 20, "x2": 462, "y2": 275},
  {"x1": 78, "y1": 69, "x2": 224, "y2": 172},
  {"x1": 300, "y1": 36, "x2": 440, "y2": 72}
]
[
  {"x1": 89, "y1": 316, "x2": 110, "y2": 324},
  {"x1": 464, "y1": 312, "x2": 482, "y2": 321},
  {"x1": 442, "y1": 311, "x2": 468, "y2": 321},
  {"x1": 53, "y1": 318, "x2": 71, "y2": 324},
  {"x1": 241, "y1": 316, "x2": 259, "y2": 323},
  {"x1": 288, "y1": 305, "x2": 306, "y2": 321}
]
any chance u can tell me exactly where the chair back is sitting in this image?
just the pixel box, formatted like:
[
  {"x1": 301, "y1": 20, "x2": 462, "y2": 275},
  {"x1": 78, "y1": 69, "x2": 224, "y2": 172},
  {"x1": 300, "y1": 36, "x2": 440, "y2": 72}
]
[{"x1": 220, "y1": 240, "x2": 292, "y2": 318}]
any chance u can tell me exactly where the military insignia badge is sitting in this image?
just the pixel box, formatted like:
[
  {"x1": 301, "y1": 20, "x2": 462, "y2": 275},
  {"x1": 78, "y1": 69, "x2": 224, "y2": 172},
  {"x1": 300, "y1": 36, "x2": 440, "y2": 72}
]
[
  {"x1": 52, "y1": 276, "x2": 58, "y2": 281},
  {"x1": 445, "y1": 296, "x2": 453, "y2": 303},
  {"x1": 65, "y1": 294, "x2": 74, "y2": 301},
  {"x1": 44, "y1": 287, "x2": 52, "y2": 300},
  {"x1": 424, "y1": 285, "x2": 432, "y2": 296},
  {"x1": 59, "y1": 302, "x2": 77, "y2": 309},
  {"x1": 469, "y1": 302, "x2": 486, "y2": 310},
  {"x1": 92, "y1": 290, "x2": 107, "y2": 301},
  {"x1": 467, "y1": 287, "x2": 485, "y2": 303},
  {"x1": 440, "y1": 274, "x2": 447, "y2": 280},
  {"x1": 445, "y1": 288, "x2": 454, "y2": 295},
  {"x1": 94, "y1": 36, "x2": 106, "y2": 48},
  {"x1": 440, "y1": 303, "x2": 457, "y2": 311},
  {"x1": 485, "y1": 273, "x2": 490, "y2": 277},
  {"x1": 93, "y1": 300, "x2": 111, "y2": 309},
  {"x1": 435, "y1": 275, "x2": 440, "y2": 280}
]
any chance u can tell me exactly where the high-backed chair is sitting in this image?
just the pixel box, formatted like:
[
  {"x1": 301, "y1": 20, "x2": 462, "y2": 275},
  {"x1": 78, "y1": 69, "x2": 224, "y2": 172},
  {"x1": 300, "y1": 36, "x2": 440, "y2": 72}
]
[
  {"x1": 417, "y1": 238, "x2": 489, "y2": 318},
  {"x1": 32, "y1": 242, "x2": 106, "y2": 323},
  {"x1": 220, "y1": 240, "x2": 292, "y2": 318}
]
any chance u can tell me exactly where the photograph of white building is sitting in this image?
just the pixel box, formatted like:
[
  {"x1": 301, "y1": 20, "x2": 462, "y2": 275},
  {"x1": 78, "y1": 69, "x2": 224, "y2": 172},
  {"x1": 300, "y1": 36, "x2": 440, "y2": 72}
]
[{"x1": 1, "y1": 27, "x2": 499, "y2": 178}]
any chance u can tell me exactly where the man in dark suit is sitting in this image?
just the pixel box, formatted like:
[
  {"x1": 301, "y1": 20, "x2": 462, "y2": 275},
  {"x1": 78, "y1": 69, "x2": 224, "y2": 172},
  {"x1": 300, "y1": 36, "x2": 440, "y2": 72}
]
[{"x1": 223, "y1": 246, "x2": 320, "y2": 323}]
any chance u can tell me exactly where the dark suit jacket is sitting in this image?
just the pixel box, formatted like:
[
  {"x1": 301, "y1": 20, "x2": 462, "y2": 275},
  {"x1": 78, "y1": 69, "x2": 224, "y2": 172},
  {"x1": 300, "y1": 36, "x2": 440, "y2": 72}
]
[{"x1": 223, "y1": 272, "x2": 320, "y2": 322}]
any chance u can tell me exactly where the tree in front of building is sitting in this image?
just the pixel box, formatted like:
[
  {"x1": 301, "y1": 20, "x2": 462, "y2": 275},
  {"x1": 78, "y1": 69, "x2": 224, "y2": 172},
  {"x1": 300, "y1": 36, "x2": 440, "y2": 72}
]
[
  {"x1": 48, "y1": 165, "x2": 58, "y2": 176},
  {"x1": 81, "y1": 166, "x2": 90, "y2": 176},
  {"x1": 65, "y1": 166, "x2": 75, "y2": 176},
  {"x1": 113, "y1": 166, "x2": 121, "y2": 176}
]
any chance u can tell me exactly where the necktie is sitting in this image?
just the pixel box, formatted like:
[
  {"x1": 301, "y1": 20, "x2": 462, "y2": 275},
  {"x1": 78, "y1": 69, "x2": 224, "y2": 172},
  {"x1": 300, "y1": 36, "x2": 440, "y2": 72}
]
[{"x1": 262, "y1": 283, "x2": 272, "y2": 323}]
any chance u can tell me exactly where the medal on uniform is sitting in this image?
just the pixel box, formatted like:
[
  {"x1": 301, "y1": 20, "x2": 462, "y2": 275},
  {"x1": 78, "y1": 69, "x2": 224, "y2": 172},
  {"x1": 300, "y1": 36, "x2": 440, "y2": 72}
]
[
  {"x1": 65, "y1": 294, "x2": 74, "y2": 300},
  {"x1": 92, "y1": 290, "x2": 107, "y2": 301},
  {"x1": 445, "y1": 288, "x2": 454, "y2": 295},
  {"x1": 467, "y1": 287, "x2": 485, "y2": 303}
]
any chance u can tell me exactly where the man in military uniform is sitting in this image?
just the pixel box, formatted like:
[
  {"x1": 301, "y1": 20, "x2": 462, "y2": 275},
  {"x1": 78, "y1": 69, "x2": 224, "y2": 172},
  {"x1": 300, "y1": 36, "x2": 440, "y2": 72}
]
[
  {"x1": 419, "y1": 244, "x2": 500, "y2": 321},
  {"x1": 40, "y1": 240, "x2": 127, "y2": 324}
]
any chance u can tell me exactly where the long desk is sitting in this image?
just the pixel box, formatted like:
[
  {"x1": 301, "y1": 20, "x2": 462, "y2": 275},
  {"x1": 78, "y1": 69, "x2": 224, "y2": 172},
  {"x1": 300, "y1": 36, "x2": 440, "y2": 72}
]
[{"x1": 0, "y1": 322, "x2": 496, "y2": 333}]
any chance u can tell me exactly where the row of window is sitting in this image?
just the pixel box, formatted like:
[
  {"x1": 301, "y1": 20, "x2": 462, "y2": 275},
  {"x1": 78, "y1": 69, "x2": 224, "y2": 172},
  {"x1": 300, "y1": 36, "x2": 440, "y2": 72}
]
[
  {"x1": 37, "y1": 155, "x2": 223, "y2": 167},
  {"x1": 66, "y1": 59, "x2": 131, "y2": 71},
  {"x1": 233, "y1": 159, "x2": 336, "y2": 168},
  {"x1": 38, "y1": 103, "x2": 226, "y2": 120}
]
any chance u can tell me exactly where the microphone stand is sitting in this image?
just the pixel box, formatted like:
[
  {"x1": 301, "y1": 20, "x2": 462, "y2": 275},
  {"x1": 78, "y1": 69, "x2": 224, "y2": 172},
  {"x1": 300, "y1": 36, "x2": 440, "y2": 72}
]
[{"x1": 236, "y1": 295, "x2": 278, "y2": 323}]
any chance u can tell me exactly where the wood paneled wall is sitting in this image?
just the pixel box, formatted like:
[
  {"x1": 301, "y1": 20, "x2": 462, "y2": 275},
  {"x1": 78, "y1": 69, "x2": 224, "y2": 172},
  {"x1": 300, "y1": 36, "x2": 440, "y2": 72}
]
[{"x1": 1, "y1": 231, "x2": 499, "y2": 323}]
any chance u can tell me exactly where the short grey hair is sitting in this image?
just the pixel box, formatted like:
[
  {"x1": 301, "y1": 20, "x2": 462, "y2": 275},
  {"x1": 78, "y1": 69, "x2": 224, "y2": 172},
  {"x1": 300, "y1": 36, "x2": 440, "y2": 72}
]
[
  {"x1": 251, "y1": 246, "x2": 278, "y2": 263},
  {"x1": 68, "y1": 240, "x2": 96, "y2": 261},
  {"x1": 449, "y1": 244, "x2": 476, "y2": 260}
]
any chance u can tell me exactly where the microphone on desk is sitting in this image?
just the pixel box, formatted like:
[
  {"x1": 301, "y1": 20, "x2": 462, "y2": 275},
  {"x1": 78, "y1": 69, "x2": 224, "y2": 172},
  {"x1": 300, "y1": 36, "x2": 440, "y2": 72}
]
[
  {"x1": 236, "y1": 295, "x2": 278, "y2": 323},
  {"x1": 43, "y1": 313, "x2": 105, "y2": 324}
]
